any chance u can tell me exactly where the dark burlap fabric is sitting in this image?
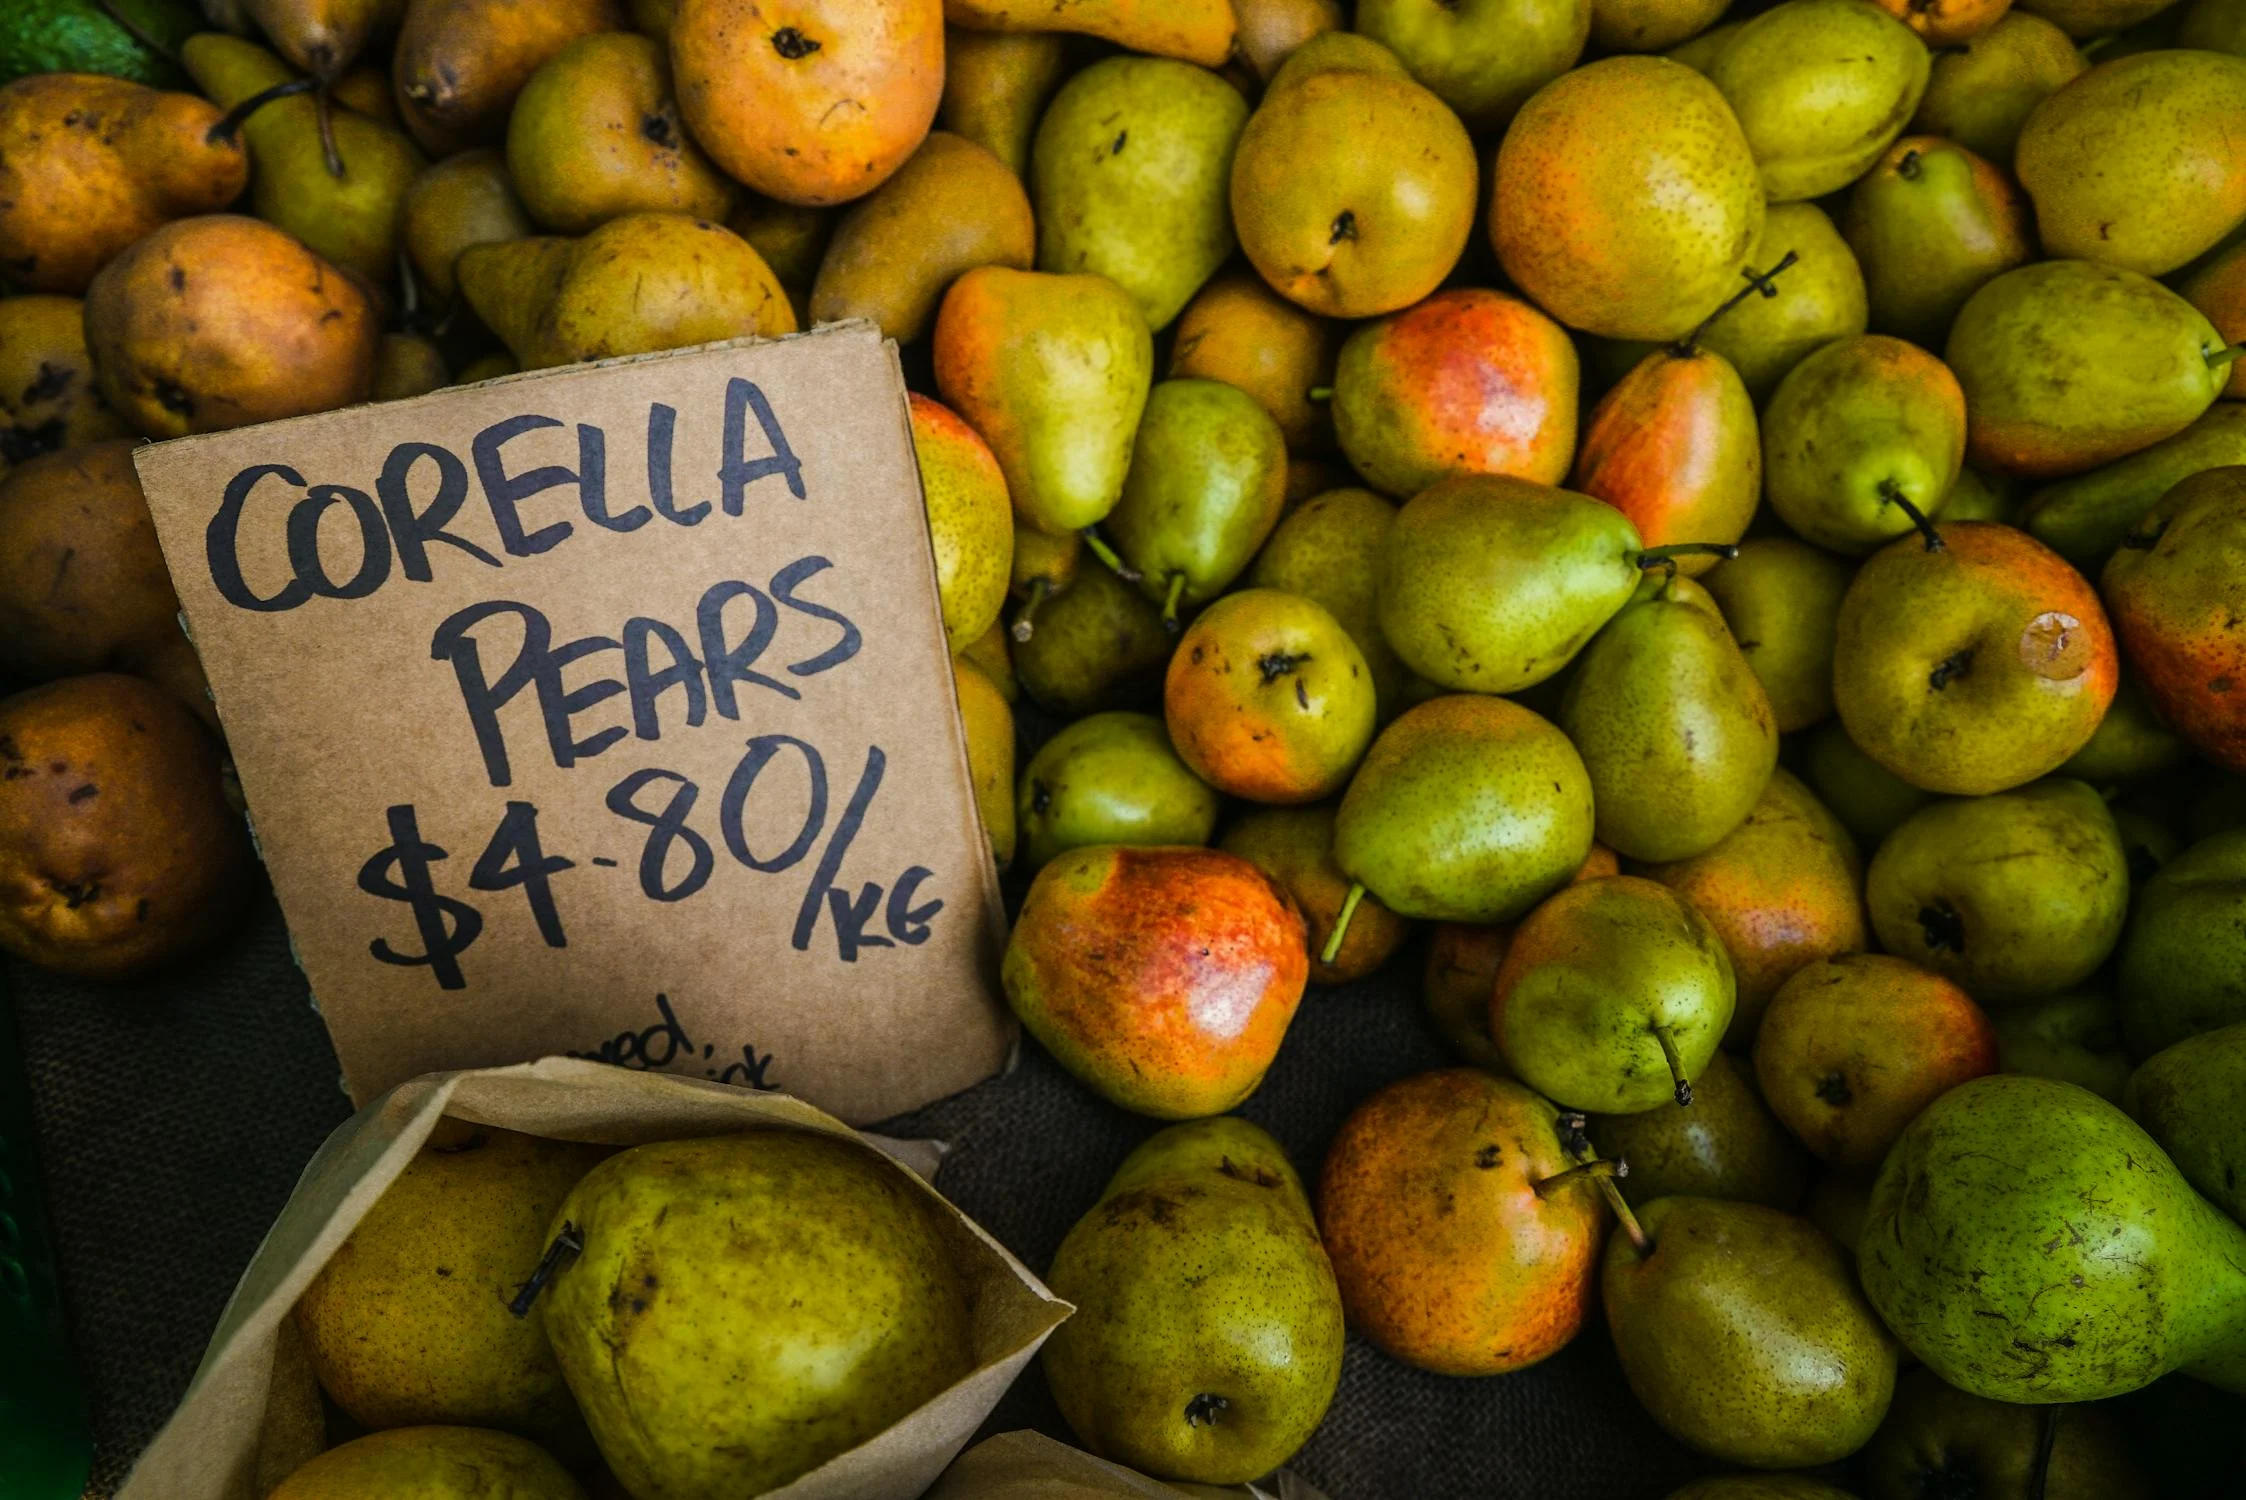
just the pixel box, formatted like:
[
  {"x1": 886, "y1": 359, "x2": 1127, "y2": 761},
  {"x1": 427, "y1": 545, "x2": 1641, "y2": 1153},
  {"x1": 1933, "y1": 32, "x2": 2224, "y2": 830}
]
[{"x1": 15, "y1": 894, "x2": 2242, "y2": 1498}]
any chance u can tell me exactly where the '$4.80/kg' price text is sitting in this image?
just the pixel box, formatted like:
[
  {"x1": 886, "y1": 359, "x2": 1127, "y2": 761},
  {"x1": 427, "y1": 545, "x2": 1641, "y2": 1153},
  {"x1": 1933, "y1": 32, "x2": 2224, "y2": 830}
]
[{"x1": 354, "y1": 735, "x2": 942, "y2": 990}]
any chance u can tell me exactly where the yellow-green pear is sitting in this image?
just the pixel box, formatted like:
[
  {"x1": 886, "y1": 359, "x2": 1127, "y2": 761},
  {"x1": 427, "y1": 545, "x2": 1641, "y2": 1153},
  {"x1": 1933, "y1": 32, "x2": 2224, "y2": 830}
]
[
  {"x1": 909, "y1": 392, "x2": 1013, "y2": 651},
  {"x1": 401, "y1": 149, "x2": 534, "y2": 304},
  {"x1": 1355, "y1": 0, "x2": 1593, "y2": 129},
  {"x1": 268, "y1": 1427, "x2": 586, "y2": 1500},
  {"x1": 1910, "y1": 11, "x2": 2083, "y2": 165},
  {"x1": 1700, "y1": 537, "x2": 1853, "y2": 732},
  {"x1": 1708, "y1": 0, "x2": 1931, "y2": 203}
]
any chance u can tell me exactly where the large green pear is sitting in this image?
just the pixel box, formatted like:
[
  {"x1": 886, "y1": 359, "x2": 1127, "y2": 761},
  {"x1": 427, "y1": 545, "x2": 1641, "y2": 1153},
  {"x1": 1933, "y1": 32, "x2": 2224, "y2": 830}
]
[
  {"x1": 1865, "y1": 778, "x2": 2129, "y2": 1004},
  {"x1": 538, "y1": 1131, "x2": 974, "y2": 1498},
  {"x1": 1862, "y1": 1075, "x2": 2246, "y2": 1402},
  {"x1": 2118, "y1": 829, "x2": 2246, "y2": 1058},
  {"x1": 2016, "y1": 50, "x2": 2246, "y2": 277},
  {"x1": 1106, "y1": 378, "x2": 1288, "y2": 624},
  {"x1": 1559, "y1": 583, "x2": 1778, "y2": 863},
  {"x1": 1032, "y1": 56, "x2": 1248, "y2": 330},
  {"x1": 1042, "y1": 1117, "x2": 1344, "y2": 1484},
  {"x1": 1762, "y1": 334, "x2": 1967, "y2": 555},
  {"x1": 1604, "y1": 1196, "x2": 1897, "y2": 1466},
  {"x1": 1377, "y1": 474, "x2": 1642, "y2": 694},
  {"x1": 1494, "y1": 875, "x2": 1737, "y2": 1114},
  {"x1": 2127, "y1": 1022, "x2": 2246, "y2": 1225},
  {"x1": 1946, "y1": 259, "x2": 2235, "y2": 478},
  {"x1": 1707, "y1": 0, "x2": 1930, "y2": 203},
  {"x1": 1015, "y1": 710, "x2": 1220, "y2": 871},
  {"x1": 1332, "y1": 693, "x2": 1594, "y2": 923},
  {"x1": 2020, "y1": 401, "x2": 2246, "y2": 569},
  {"x1": 1354, "y1": 0, "x2": 1592, "y2": 129}
]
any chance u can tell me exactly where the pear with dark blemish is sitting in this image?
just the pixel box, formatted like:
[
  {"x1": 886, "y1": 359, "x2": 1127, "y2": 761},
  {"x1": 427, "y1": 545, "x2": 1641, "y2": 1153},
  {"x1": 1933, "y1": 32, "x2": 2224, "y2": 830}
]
[
  {"x1": 1105, "y1": 379, "x2": 1289, "y2": 627},
  {"x1": 539, "y1": 1130, "x2": 974, "y2": 1498},
  {"x1": 0, "y1": 296, "x2": 126, "y2": 478},
  {"x1": 1861, "y1": 1074, "x2": 2246, "y2": 1403},
  {"x1": 1042, "y1": 1116, "x2": 1343, "y2": 1484},
  {"x1": 1014, "y1": 710, "x2": 1219, "y2": 872}
]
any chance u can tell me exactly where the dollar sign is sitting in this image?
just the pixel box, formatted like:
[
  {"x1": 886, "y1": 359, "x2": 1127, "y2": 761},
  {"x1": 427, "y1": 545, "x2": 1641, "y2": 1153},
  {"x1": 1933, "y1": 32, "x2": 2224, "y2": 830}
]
[{"x1": 357, "y1": 804, "x2": 484, "y2": 989}]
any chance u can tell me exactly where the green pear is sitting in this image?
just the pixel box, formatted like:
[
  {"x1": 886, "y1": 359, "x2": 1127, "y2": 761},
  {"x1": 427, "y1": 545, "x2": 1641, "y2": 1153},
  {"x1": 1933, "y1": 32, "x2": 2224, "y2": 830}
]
[
  {"x1": 1107, "y1": 379, "x2": 1289, "y2": 625},
  {"x1": 2058, "y1": 673, "x2": 2188, "y2": 785},
  {"x1": 1494, "y1": 875, "x2": 1737, "y2": 1113},
  {"x1": 1376, "y1": 474, "x2": 1643, "y2": 695},
  {"x1": 1764, "y1": 334, "x2": 1967, "y2": 554},
  {"x1": 1332, "y1": 693, "x2": 1595, "y2": 923},
  {"x1": 1354, "y1": 0, "x2": 1592, "y2": 129},
  {"x1": 1708, "y1": 0, "x2": 1930, "y2": 204},
  {"x1": 2118, "y1": 830, "x2": 2246, "y2": 1058},
  {"x1": 1860, "y1": 1074, "x2": 2246, "y2": 1401},
  {"x1": 1559, "y1": 581, "x2": 1779, "y2": 862},
  {"x1": 267, "y1": 1428, "x2": 585, "y2": 1500},
  {"x1": 2126, "y1": 1022, "x2": 2246, "y2": 1225},
  {"x1": 1016, "y1": 710, "x2": 1220, "y2": 871},
  {"x1": 1012, "y1": 558, "x2": 1174, "y2": 716},
  {"x1": 1700, "y1": 537, "x2": 1852, "y2": 732},
  {"x1": 1248, "y1": 486, "x2": 1408, "y2": 719},
  {"x1": 1031, "y1": 56, "x2": 1248, "y2": 331},
  {"x1": 505, "y1": 32, "x2": 734, "y2": 235},
  {"x1": 1604, "y1": 1196, "x2": 1897, "y2": 1466},
  {"x1": 1042, "y1": 1117, "x2": 1344, "y2": 1485},
  {"x1": 1910, "y1": 13, "x2": 2083, "y2": 166},
  {"x1": 1843, "y1": 137, "x2": 2035, "y2": 351},
  {"x1": 1861, "y1": 1366, "x2": 2153, "y2": 1500},
  {"x1": 1946, "y1": 259, "x2": 2238, "y2": 478},
  {"x1": 292, "y1": 1122, "x2": 606, "y2": 1456},
  {"x1": 1800, "y1": 719, "x2": 1936, "y2": 849},
  {"x1": 1994, "y1": 990, "x2": 2133, "y2": 1103},
  {"x1": 1587, "y1": 1050, "x2": 1809, "y2": 1210},
  {"x1": 933, "y1": 265, "x2": 1154, "y2": 535},
  {"x1": 2016, "y1": 50, "x2": 2246, "y2": 278},
  {"x1": 2019, "y1": 401, "x2": 2246, "y2": 570},
  {"x1": 1866, "y1": 779, "x2": 2129, "y2": 1004},
  {"x1": 538, "y1": 1131, "x2": 974, "y2": 1497},
  {"x1": 1938, "y1": 465, "x2": 2020, "y2": 525},
  {"x1": 181, "y1": 32, "x2": 422, "y2": 287}
]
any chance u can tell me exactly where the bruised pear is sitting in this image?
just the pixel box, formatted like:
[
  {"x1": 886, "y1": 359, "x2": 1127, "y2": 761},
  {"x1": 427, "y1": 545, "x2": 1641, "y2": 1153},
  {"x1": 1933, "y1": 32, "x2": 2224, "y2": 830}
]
[
  {"x1": 505, "y1": 31, "x2": 734, "y2": 234},
  {"x1": 0, "y1": 294, "x2": 126, "y2": 472}
]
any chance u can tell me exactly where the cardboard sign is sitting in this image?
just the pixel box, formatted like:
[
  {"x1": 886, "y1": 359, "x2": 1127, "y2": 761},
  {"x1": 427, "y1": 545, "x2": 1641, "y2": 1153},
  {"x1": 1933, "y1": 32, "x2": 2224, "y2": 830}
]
[{"x1": 133, "y1": 325, "x2": 1013, "y2": 1123}]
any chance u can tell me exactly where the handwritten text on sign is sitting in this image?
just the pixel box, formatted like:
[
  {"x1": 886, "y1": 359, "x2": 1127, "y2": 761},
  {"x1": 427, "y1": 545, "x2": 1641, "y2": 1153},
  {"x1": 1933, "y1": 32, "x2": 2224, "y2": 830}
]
[{"x1": 134, "y1": 329, "x2": 1010, "y2": 1119}]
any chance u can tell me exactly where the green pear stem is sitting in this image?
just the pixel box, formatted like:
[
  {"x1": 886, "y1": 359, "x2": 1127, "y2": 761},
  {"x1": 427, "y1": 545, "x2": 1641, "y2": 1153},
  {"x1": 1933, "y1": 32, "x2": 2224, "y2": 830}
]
[
  {"x1": 1010, "y1": 578, "x2": 1050, "y2": 642},
  {"x1": 94, "y1": 0, "x2": 183, "y2": 66},
  {"x1": 1600, "y1": 1174, "x2": 1652, "y2": 1257},
  {"x1": 507, "y1": 1222, "x2": 583, "y2": 1318},
  {"x1": 206, "y1": 77, "x2": 322, "y2": 145},
  {"x1": 1160, "y1": 572, "x2": 1187, "y2": 632},
  {"x1": 1649, "y1": 1023, "x2": 1694, "y2": 1107},
  {"x1": 1532, "y1": 1157, "x2": 1625, "y2": 1199},
  {"x1": 1672, "y1": 250, "x2": 1799, "y2": 356},
  {"x1": 2029, "y1": 1404, "x2": 2063, "y2": 1500},
  {"x1": 1321, "y1": 882, "x2": 1366, "y2": 965},
  {"x1": 1078, "y1": 527, "x2": 1140, "y2": 583},
  {"x1": 1307, "y1": 386, "x2": 1334, "y2": 402},
  {"x1": 1879, "y1": 480, "x2": 1945, "y2": 552},
  {"x1": 316, "y1": 87, "x2": 345, "y2": 179},
  {"x1": 2207, "y1": 343, "x2": 2246, "y2": 372},
  {"x1": 1636, "y1": 542, "x2": 1739, "y2": 569}
]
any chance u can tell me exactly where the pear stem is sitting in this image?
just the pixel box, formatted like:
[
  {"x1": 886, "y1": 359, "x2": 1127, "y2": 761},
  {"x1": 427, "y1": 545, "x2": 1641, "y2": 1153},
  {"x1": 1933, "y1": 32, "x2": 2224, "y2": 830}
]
[
  {"x1": 1532, "y1": 1157, "x2": 1626, "y2": 1199},
  {"x1": 1307, "y1": 386, "x2": 1334, "y2": 402},
  {"x1": 507, "y1": 1222, "x2": 583, "y2": 1318},
  {"x1": 1601, "y1": 1175, "x2": 1652, "y2": 1256},
  {"x1": 2029, "y1": 1404, "x2": 2063, "y2": 1500},
  {"x1": 1010, "y1": 578, "x2": 1049, "y2": 642},
  {"x1": 1160, "y1": 572, "x2": 1187, "y2": 632},
  {"x1": 1078, "y1": 527, "x2": 1140, "y2": 583},
  {"x1": 1880, "y1": 479, "x2": 1945, "y2": 552},
  {"x1": 1321, "y1": 882, "x2": 1365, "y2": 965},
  {"x1": 1672, "y1": 251, "x2": 1799, "y2": 356},
  {"x1": 206, "y1": 77, "x2": 321, "y2": 145},
  {"x1": 1636, "y1": 542, "x2": 1739, "y2": 569},
  {"x1": 2208, "y1": 343, "x2": 2246, "y2": 372},
  {"x1": 95, "y1": 0, "x2": 183, "y2": 66},
  {"x1": 315, "y1": 87, "x2": 345, "y2": 179},
  {"x1": 1650, "y1": 1023, "x2": 1694, "y2": 1107}
]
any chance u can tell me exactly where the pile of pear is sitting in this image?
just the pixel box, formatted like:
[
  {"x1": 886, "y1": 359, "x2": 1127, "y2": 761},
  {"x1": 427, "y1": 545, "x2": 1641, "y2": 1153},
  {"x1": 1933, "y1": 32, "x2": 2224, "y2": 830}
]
[{"x1": 6, "y1": 0, "x2": 2246, "y2": 1493}]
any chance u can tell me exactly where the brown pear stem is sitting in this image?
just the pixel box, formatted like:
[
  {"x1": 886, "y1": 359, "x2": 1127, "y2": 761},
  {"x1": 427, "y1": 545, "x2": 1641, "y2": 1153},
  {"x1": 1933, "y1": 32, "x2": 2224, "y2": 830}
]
[
  {"x1": 1160, "y1": 572, "x2": 1187, "y2": 632},
  {"x1": 1010, "y1": 578, "x2": 1049, "y2": 642},
  {"x1": 1320, "y1": 882, "x2": 1365, "y2": 965},
  {"x1": 1306, "y1": 386, "x2": 1334, "y2": 402},
  {"x1": 2029, "y1": 1403, "x2": 2063, "y2": 1500},
  {"x1": 1078, "y1": 527, "x2": 1140, "y2": 583},
  {"x1": 507, "y1": 1222, "x2": 583, "y2": 1318},
  {"x1": 1879, "y1": 479, "x2": 1945, "y2": 552},
  {"x1": 316, "y1": 87, "x2": 344, "y2": 178},
  {"x1": 1600, "y1": 1174, "x2": 1652, "y2": 1256},
  {"x1": 206, "y1": 77, "x2": 321, "y2": 145},
  {"x1": 1532, "y1": 1157, "x2": 1626, "y2": 1198},
  {"x1": 1672, "y1": 250, "x2": 1799, "y2": 356},
  {"x1": 1636, "y1": 542, "x2": 1738, "y2": 569},
  {"x1": 1650, "y1": 1023, "x2": 1694, "y2": 1107},
  {"x1": 2207, "y1": 343, "x2": 2246, "y2": 372}
]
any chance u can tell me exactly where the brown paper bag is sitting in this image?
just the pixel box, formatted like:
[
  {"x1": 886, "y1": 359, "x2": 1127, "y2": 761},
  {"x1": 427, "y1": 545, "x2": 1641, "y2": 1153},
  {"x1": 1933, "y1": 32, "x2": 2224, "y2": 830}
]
[
  {"x1": 117, "y1": 1057, "x2": 1071, "y2": 1500},
  {"x1": 924, "y1": 1431, "x2": 1332, "y2": 1500}
]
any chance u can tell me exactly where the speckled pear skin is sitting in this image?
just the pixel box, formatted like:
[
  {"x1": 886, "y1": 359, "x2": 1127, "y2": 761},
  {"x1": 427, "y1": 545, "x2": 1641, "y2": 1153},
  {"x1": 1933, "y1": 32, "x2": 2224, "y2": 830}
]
[
  {"x1": 1606, "y1": 1195, "x2": 1897, "y2": 1467},
  {"x1": 1042, "y1": 1117, "x2": 1345, "y2": 1485},
  {"x1": 267, "y1": 1426, "x2": 588, "y2": 1500},
  {"x1": 540, "y1": 1131, "x2": 975, "y2": 1499},
  {"x1": 1860, "y1": 1074, "x2": 2246, "y2": 1403},
  {"x1": 1559, "y1": 591, "x2": 1779, "y2": 863},
  {"x1": 1707, "y1": 0, "x2": 1930, "y2": 204}
]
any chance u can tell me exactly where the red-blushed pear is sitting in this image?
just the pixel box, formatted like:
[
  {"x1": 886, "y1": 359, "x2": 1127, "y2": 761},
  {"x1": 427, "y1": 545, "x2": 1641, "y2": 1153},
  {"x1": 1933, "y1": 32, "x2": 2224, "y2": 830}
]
[
  {"x1": 1831, "y1": 519, "x2": 2117, "y2": 796},
  {"x1": 2102, "y1": 465, "x2": 2246, "y2": 774},
  {"x1": 1002, "y1": 845, "x2": 1309, "y2": 1118},
  {"x1": 1165, "y1": 590, "x2": 1375, "y2": 804}
]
